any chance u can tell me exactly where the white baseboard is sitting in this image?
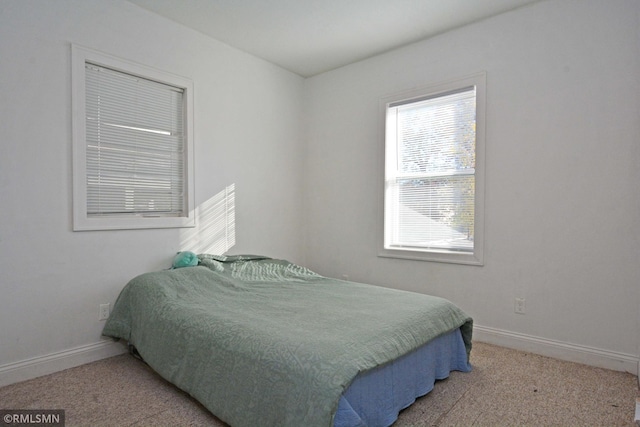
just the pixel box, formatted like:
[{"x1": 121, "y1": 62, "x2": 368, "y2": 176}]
[
  {"x1": 1, "y1": 328, "x2": 636, "y2": 389},
  {"x1": 474, "y1": 324, "x2": 638, "y2": 375},
  {"x1": 0, "y1": 340, "x2": 127, "y2": 388}
]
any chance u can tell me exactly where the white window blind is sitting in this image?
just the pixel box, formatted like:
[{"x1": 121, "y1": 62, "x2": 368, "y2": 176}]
[
  {"x1": 85, "y1": 63, "x2": 186, "y2": 217},
  {"x1": 381, "y1": 73, "x2": 485, "y2": 264},
  {"x1": 72, "y1": 45, "x2": 194, "y2": 231}
]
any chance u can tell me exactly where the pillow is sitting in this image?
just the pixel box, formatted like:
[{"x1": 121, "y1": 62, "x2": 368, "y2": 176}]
[{"x1": 172, "y1": 251, "x2": 199, "y2": 269}]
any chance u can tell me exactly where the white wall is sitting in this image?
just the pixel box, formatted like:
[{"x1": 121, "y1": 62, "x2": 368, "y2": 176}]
[
  {"x1": 0, "y1": 0, "x2": 304, "y2": 383},
  {"x1": 303, "y1": 0, "x2": 640, "y2": 370},
  {"x1": 1, "y1": 0, "x2": 639, "y2": 386}
]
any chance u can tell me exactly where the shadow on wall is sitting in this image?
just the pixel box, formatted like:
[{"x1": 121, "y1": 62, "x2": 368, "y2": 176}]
[{"x1": 181, "y1": 184, "x2": 236, "y2": 255}]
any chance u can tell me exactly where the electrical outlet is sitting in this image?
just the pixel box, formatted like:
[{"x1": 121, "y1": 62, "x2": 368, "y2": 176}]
[
  {"x1": 514, "y1": 298, "x2": 525, "y2": 314},
  {"x1": 99, "y1": 303, "x2": 110, "y2": 321}
]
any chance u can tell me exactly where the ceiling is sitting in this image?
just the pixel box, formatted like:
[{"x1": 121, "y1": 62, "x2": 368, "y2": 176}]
[{"x1": 126, "y1": 0, "x2": 541, "y2": 77}]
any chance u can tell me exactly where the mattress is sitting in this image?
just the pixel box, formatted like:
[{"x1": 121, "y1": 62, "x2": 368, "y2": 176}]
[{"x1": 103, "y1": 255, "x2": 473, "y2": 427}]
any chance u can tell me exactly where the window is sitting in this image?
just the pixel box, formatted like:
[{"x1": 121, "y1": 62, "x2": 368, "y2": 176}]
[
  {"x1": 72, "y1": 45, "x2": 194, "y2": 230},
  {"x1": 380, "y1": 73, "x2": 485, "y2": 265}
]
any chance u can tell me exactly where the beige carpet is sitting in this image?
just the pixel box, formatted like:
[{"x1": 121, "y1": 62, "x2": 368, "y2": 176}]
[{"x1": 0, "y1": 342, "x2": 637, "y2": 426}]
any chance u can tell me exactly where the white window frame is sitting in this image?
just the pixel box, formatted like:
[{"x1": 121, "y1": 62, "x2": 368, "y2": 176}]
[
  {"x1": 379, "y1": 72, "x2": 486, "y2": 265},
  {"x1": 71, "y1": 45, "x2": 195, "y2": 231}
]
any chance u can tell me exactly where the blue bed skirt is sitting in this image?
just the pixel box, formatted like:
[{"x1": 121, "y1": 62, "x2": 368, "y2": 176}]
[{"x1": 334, "y1": 328, "x2": 471, "y2": 427}]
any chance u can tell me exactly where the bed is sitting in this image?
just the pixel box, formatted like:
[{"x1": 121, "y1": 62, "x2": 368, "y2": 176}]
[{"x1": 102, "y1": 254, "x2": 473, "y2": 427}]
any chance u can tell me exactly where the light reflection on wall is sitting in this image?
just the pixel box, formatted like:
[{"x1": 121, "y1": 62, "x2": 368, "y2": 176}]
[{"x1": 181, "y1": 184, "x2": 236, "y2": 254}]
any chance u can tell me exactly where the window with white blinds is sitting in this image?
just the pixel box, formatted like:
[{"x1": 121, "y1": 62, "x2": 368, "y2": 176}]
[
  {"x1": 380, "y1": 73, "x2": 485, "y2": 265},
  {"x1": 72, "y1": 45, "x2": 194, "y2": 231}
]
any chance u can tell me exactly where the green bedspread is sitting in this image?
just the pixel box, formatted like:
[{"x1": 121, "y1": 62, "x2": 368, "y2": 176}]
[{"x1": 102, "y1": 255, "x2": 472, "y2": 427}]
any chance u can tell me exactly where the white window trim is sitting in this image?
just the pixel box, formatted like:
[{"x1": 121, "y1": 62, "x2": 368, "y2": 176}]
[
  {"x1": 71, "y1": 44, "x2": 195, "y2": 231},
  {"x1": 378, "y1": 72, "x2": 486, "y2": 265}
]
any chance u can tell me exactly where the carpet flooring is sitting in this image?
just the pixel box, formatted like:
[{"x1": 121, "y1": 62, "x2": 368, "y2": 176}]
[{"x1": 0, "y1": 342, "x2": 637, "y2": 426}]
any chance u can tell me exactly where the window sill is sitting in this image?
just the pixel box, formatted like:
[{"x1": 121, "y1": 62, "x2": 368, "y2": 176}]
[{"x1": 378, "y1": 247, "x2": 483, "y2": 266}]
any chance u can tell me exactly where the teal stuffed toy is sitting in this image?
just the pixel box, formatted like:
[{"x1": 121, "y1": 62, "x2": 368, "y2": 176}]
[{"x1": 172, "y1": 251, "x2": 199, "y2": 269}]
